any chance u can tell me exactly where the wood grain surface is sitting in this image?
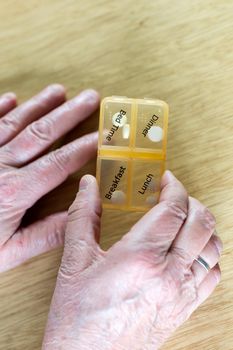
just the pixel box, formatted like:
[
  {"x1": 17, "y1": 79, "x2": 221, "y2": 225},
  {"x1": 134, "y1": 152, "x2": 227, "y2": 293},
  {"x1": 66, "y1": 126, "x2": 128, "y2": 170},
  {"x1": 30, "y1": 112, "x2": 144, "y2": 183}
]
[{"x1": 0, "y1": 1, "x2": 233, "y2": 349}]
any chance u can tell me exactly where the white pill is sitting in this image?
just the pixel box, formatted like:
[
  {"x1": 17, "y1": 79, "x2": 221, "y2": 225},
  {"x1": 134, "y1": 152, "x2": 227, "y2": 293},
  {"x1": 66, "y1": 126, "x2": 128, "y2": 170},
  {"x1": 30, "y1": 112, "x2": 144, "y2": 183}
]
[
  {"x1": 147, "y1": 126, "x2": 163, "y2": 142},
  {"x1": 111, "y1": 190, "x2": 126, "y2": 204},
  {"x1": 112, "y1": 112, "x2": 127, "y2": 128},
  {"x1": 145, "y1": 195, "x2": 157, "y2": 206},
  {"x1": 122, "y1": 123, "x2": 130, "y2": 139}
]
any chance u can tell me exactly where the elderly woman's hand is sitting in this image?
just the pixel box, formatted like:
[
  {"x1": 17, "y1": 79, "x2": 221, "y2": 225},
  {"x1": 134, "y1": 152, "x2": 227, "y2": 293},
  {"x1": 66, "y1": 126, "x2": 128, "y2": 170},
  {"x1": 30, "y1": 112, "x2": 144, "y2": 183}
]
[
  {"x1": 0, "y1": 85, "x2": 100, "y2": 272},
  {"x1": 43, "y1": 171, "x2": 222, "y2": 350}
]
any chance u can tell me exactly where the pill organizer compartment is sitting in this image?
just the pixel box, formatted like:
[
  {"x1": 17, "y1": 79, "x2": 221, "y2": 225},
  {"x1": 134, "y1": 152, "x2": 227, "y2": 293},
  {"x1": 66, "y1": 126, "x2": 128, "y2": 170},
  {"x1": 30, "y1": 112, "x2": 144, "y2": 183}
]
[
  {"x1": 134, "y1": 100, "x2": 168, "y2": 153},
  {"x1": 130, "y1": 159, "x2": 164, "y2": 210},
  {"x1": 97, "y1": 157, "x2": 129, "y2": 208},
  {"x1": 99, "y1": 98, "x2": 133, "y2": 148}
]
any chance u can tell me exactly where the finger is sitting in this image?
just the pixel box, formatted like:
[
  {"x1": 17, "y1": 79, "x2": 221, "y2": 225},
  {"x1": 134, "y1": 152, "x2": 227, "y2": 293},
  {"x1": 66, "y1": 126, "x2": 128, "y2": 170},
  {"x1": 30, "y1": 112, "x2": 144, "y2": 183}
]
[
  {"x1": 159, "y1": 170, "x2": 188, "y2": 213},
  {"x1": 1, "y1": 89, "x2": 100, "y2": 167},
  {"x1": 192, "y1": 234, "x2": 222, "y2": 286},
  {"x1": 127, "y1": 170, "x2": 188, "y2": 252},
  {"x1": 59, "y1": 175, "x2": 103, "y2": 276},
  {"x1": 190, "y1": 264, "x2": 221, "y2": 314},
  {"x1": 0, "y1": 212, "x2": 67, "y2": 273},
  {"x1": 0, "y1": 92, "x2": 17, "y2": 117},
  {"x1": 20, "y1": 132, "x2": 98, "y2": 209},
  {"x1": 0, "y1": 84, "x2": 66, "y2": 147},
  {"x1": 171, "y1": 197, "x2": 216, "y2": 265}
]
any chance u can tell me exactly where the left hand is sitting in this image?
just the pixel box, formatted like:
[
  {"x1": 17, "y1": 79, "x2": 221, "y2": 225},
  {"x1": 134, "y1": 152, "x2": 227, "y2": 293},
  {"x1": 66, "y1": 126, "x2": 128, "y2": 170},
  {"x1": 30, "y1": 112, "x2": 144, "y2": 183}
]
[{"x1": 0, "y1": 85, "x2": 100, "y2": 272}]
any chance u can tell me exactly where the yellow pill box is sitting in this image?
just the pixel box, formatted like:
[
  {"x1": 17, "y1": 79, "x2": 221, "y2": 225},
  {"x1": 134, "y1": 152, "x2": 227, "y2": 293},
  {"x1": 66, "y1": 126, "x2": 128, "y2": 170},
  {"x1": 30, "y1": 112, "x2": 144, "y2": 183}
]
[{"x1": 96, "y1": 96, "x2": 169, "y2": 211}]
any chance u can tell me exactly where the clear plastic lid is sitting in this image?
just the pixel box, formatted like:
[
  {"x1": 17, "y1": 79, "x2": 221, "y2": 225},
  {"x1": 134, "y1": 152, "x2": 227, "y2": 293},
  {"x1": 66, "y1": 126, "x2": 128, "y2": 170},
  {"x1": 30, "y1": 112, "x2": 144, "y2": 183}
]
[
  {"x1": 96, "y1": 96, "x2": 169, "y2": 211},
  {"x1": 98, "y1": 96, "x2": 168, "y2": 157}
]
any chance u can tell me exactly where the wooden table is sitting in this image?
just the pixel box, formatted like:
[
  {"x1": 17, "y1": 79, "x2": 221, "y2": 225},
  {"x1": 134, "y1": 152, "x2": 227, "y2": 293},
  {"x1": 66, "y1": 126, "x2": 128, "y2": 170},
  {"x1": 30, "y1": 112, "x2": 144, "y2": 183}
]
[{"x1": 0, "y1": 1, "x2": 233, "y2": 349}]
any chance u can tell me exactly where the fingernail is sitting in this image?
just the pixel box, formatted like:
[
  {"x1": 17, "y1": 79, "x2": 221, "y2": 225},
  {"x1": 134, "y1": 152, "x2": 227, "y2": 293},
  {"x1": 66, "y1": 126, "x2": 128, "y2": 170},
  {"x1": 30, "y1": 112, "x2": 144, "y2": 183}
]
[
  {"x1": 2, "y1": 92, "x2": 16, "y2": 101},
  {"x1": 79, "y1": 176, "x2": 89, "y2": 191},
  {"x1": 78, "y1": 89, "x2": 100, "y2": 104}
]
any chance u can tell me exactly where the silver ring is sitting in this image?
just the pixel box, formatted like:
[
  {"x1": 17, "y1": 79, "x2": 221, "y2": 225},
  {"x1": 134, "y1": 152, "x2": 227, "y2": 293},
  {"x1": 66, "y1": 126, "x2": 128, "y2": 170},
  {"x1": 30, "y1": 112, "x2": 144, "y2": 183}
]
[{"x1": 195, "y1": 256, "x2": 210, "y2": 272}]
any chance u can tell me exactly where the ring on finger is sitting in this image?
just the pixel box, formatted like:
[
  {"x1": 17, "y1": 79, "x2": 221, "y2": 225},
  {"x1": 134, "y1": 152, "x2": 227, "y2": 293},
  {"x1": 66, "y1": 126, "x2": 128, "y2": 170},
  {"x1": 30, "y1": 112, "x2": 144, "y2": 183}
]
[{"x1": 194, "y1": 255, "x2": 211, "y2": 272}]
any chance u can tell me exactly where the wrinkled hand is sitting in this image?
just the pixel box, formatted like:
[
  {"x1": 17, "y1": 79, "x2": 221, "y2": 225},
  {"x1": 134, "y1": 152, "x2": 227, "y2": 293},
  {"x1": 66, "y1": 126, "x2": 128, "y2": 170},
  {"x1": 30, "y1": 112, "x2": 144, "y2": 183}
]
[
  {"x1": 0, "y1": 85, "x2": 100, "y2": 272},
  {"x1": 43, "y1": 172, "x2": 222, "y2": 350}
]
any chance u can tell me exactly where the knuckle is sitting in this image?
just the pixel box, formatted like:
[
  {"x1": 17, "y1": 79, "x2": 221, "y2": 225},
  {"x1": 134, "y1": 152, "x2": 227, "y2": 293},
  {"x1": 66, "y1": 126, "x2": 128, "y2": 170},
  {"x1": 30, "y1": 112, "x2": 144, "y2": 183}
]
[
  {"x1": 197, "y1": 208, "x2": 216, "y2": 232},
  {"x1": 70, "y1": 203, "x2": 88, "y2": 217},
  {"x1": 69, "y1": 208, "x2": 90, "y2": 228},
  {"x1": 190, "y1": 197, "x2": 216, "y2": 231},
  {"x1": 161, "y1": 200, "x2": 187, "y2": 221},
  {"x1": 69, "y1": 203, "x2": 92, "y2": 228},
  {"x1": 31, "y1": 95, "x2": 49, "y2": 111},
  {"x1": 69, "y1": 191, "x2": 90, "y2": 214},
  {"x1": 28, "y1": 118, "x2": 53, "y2": 142},
  {"x1": 0, "y1": 112, "x2": 20, "y2": 132},
  {"x1": 69, "y1": 192, "x2": 101, "y2": 224},
  {"x1": 0, "y1": 145, "x2": 16, "y2": 164},
  {"x1": 171, "y1": 247, "x2": 192, "y2": 269},
  {"x1": 48, "y1": 148, "x2": 70, "y2": 172},
  {"x1": 58, "y1": 261, "x2": 77, "y2": 280},
  {"x1": 63, "y1": 98, "x2": 77, "y2": 113}
]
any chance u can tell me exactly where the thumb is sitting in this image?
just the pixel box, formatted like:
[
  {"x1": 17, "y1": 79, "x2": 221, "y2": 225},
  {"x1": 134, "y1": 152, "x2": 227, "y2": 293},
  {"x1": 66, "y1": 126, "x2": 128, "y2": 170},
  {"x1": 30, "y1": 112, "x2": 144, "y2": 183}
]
[{"x1": 60, "y1": 175, "x2": 103, "y2": 276}]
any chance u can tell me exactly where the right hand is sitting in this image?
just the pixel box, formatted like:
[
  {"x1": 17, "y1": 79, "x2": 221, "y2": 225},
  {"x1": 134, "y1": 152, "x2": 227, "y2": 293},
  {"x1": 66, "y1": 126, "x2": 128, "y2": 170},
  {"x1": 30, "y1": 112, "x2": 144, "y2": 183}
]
[{"x1": 43, "y1": 171, "x2": 222, "y2": 350}]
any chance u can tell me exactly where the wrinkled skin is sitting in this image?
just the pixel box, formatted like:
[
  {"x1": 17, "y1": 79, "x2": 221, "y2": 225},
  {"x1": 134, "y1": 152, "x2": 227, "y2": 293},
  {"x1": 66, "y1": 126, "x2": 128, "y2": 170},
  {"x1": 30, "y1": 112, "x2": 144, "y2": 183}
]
[
  {"x1": 43, "y1": 173, "x2": 222, "y2": 350},
  {"x1": 0, "y1": 85, "x2": 100, "y2": 271},
  {"x1": 0, "y1": 87, "x2": 222, "y2": 349}
]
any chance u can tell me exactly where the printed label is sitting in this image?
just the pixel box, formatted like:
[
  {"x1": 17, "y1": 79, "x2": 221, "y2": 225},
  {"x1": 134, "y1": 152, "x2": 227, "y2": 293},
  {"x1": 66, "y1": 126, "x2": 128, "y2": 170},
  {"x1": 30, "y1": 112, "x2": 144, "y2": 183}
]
[
  {"x1": 105, "y1": 166, "x2": 126, "y2": 199},
  {"x1": 142, "y1": 115, "x2": 159, "y2": 137},
  {"x1": 138, "y1": 174, "x2": 154, "y2": 194},
  {"x1": 106, "y1": 109, "x2": 126, "y2": 142}
]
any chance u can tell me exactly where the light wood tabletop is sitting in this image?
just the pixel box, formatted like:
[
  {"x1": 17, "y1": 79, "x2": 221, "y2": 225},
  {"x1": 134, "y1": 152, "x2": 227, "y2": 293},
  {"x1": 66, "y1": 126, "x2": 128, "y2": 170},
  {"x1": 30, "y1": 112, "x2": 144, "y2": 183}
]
[{"x1": 0, "y1": 1, "x2": 233, "y2": 349}]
